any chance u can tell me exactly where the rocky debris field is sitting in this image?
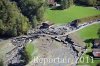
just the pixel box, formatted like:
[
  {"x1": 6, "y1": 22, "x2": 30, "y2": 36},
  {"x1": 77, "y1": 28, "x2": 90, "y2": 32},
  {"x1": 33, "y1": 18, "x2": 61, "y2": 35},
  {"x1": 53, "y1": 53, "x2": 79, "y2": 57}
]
[
  {"x1": 5, "y1": 34, "x2": 86, "y2": 66},
  {"x1": 4, "y1": 35, "x2": 39, "y2": 66},
  {"x1": 3, "y1": 20, "x2": 100, "y2": 66},
  {"x1": 28, "y1": 20, "x2": 100, "y2": 36},
  {"x1": 26, "y1": 35, "x2": 84, "y2": 66}
]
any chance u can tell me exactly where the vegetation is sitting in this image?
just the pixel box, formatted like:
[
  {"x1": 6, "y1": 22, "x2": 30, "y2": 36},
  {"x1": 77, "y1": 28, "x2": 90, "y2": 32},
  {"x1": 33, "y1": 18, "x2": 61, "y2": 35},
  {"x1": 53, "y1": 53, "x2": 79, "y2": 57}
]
[
  {"x1": 0, "y1": 60, "x2": 3, "y2": 66},
  {"x1": 77, "y1": 15, "x2": 100, "y2": 24},
  {"x1": 77, "y1": 24, "x2": 100, "y2": 39},
  {"x1": 0, "y1": 0, "x2": 100, "y2": 36},
  {"x1": 79, "y1": 0, "x2": 100, "y2": 6},
  {"x1": 97, "y1": 28, "x2": 100, "y2": 38},
  {"x1": 0, "y1": 0, "x2": 30, "y2": 36},
  {"x1": 13, "y1": 0, "x2": 46, "y2": 28},
  {"x1": 0, "y1": 0, "x2": 45, "y2": 37},
  {"x1": 45, "y1": 6, "x2": 100, "y2": 24},
  {"x1": 77, "y1": 24, "x2": 100, "y2": 66},
  {"x1": 77, "y1": 44, "x2": 100, "y2": 66},
  {"x1": 25, "y1": 43, "x2": 38, "y2": 61},
  {"x1": 61, "y1": 0, "x2": 74, "y2": 9}
]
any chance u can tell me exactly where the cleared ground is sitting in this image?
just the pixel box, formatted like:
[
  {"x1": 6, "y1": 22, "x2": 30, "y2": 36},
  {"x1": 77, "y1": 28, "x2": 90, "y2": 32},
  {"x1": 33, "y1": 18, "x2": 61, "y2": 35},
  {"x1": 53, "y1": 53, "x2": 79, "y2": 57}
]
[
  {"x1": 69, "y1": 32, "x2": 86, "y2": 47},
  {"x1": 0, "y1": 40, "x2": 15, "y2": 61},
  {"x1": 26, "y1": 36, "x2": 76, "y2": 66},
  {"x1": 44, "y1": 6, "x2": 100, "y2": 24}
]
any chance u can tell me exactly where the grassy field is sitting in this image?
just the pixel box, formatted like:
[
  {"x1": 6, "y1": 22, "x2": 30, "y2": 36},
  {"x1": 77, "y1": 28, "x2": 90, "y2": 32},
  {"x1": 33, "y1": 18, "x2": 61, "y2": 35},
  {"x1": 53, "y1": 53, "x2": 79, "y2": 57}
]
[
  {"x1": 76, "y1": 23, "x2": 100, "y2": 66},
  {"x1": 77, "y1": 23, "x2": 100, "y2": 40},
  {"x1": 25, "y1": 43, "x2": 38, "y2": 60},
  {"x1": 44, "y1": 6, "x2": 100, "y2": 24}
]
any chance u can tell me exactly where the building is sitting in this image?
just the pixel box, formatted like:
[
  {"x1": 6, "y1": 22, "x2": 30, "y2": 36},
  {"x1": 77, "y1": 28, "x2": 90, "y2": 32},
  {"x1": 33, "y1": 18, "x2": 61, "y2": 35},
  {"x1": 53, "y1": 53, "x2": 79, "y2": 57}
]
[
  {"x1": 48, "y1": 0, "x2": 55, "y2": 5},
  {"x1": 48, "y1": 0, "x2": 61, "y2": 6},
  {"x1": 93, "y1": 39, "x2": 100, "y2": 48},
  {"x1": 95, "y1": 6, "x2": 100, "y2": 10},
  {"x1": 92, "y1": 39, "x2": 100, "y2": 58},
  {"x1": 93, "y1": 49, "x2": 100, "y2": 58}
]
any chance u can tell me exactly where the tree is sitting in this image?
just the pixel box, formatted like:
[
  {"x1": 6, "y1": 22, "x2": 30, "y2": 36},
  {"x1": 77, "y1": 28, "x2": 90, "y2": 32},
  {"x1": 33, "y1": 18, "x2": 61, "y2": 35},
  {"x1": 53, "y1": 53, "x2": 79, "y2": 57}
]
[
  {"x1": 61, "y1": 0, "x2": 73, "y2": 9},
  {"x1": 97, "y1": 28, "x2": 100, "y2": 38},
  {"x1": 97, "y1": 63, "x2": 100, "y2": 66},
  {"x1": 97, "y1": 0, "x2": 100, "y2": 6},
  {"x1": 13, "y1": 0, "x2": 45, "y2": 28},
  {"x1": 69, "y1": 0, "x2": 74, "y2": 6},
  {"x1": 80, "y1": 0, "x2": 97, "y2": 6},
  {"x1": 0, "y1": 20, "x2": 3, "y2": 35},
  {"x1": 32, "y1": 16, "x2": 38, "y2": 28},
  {"x1": 36, "y1": 5, "x2": 45, "y2": 21},
  {"x1": 0, "y1": 0, "x2": 30, "y2": 36},
  {"x1": 61, "y1": 0, "x2": 68, "y2": 9},
  {"x1": 87, "y1": 0, "x2": 97, "y2": 6},
  {"x1": 0, "y1": 60, "x2": 3, "y2": 66},
  {"x1": 0, "y1": 0, "x2": 46, "y2": 37}
]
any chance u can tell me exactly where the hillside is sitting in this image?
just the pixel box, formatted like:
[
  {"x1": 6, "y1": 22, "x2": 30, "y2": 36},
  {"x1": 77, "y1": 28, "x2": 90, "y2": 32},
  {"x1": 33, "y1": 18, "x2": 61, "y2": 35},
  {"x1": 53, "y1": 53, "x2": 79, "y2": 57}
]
[{"x1": 0, "y1": 0, "x2": 100, "y2": 66}]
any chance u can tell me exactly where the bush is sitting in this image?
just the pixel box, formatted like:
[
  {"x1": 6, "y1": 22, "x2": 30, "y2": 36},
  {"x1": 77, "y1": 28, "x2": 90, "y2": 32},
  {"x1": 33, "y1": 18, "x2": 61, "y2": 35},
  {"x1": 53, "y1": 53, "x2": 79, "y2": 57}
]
[
  {"x1": 0, "y1": 60, "x2": 3, "y2": 66},
  {"x1": 25, "y1": 43, "x2": 38, "y2": 61},
  {"x1": 97, "y1": 63, "x2": 100, "y2": 66}
]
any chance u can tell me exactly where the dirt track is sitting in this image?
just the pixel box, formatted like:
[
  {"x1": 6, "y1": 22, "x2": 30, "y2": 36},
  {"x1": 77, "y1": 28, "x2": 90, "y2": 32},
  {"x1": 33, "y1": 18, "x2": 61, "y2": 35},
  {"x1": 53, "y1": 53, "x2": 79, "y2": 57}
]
[{"x1": 69, "y1": 32, "x2": 86, "y2": 47}]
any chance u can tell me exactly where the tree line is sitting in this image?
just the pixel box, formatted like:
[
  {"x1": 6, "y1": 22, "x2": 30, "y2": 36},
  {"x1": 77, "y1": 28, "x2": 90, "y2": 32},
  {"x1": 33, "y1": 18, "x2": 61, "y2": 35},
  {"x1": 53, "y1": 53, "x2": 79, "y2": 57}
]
[
  {"x1": 59, "y1": 0, "x2": 100, "y2": 9},
  {"x1": 78, "y1": 0, "x2": 100, "y2": 6}
]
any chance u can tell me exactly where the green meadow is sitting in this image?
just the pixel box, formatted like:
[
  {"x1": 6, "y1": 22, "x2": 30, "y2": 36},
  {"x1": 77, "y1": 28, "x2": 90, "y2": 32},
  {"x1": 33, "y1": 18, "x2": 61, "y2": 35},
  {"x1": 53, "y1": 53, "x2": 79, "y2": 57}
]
[
  {"x1": 77, "y1": 23, "x2": 100, "y2": 40},
  {"x1": 44, "y1": 6, "x2": 100, "y2": 24}
]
